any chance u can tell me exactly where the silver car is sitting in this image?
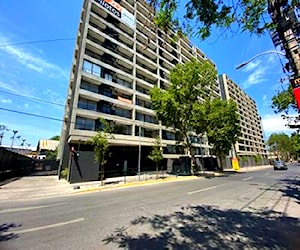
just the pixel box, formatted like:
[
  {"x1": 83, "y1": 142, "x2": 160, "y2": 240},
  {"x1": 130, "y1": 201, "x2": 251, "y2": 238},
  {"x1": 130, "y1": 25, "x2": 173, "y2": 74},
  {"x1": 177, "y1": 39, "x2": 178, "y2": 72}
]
[{"x1": 273, "y1": 160, "x2": 288, "y2": 170}]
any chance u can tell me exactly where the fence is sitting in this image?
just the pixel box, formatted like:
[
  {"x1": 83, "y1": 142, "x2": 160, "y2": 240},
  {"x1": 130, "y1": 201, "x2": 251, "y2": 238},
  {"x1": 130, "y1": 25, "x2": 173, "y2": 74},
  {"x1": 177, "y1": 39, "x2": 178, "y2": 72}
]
[{"x1": 0, "y1": 147, "x2": 58, "y2": 181}]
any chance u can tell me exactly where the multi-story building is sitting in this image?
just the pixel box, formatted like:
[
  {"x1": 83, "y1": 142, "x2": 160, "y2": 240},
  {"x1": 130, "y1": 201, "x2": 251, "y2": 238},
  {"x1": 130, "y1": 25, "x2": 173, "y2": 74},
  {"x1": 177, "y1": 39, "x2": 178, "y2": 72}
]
[
  {"x1": 218, "y1": 74, "x2": 268, "y2": 166},
  {"x1": 58, "y1": 0, "x2": 221, "y2": 182}
]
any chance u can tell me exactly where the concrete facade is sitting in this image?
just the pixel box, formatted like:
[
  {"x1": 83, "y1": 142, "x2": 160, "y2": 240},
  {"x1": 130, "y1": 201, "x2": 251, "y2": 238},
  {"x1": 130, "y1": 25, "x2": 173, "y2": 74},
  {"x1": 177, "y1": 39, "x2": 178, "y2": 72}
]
[{"x1": 218, "y1": 73, "x2": 268, "y2": 166}]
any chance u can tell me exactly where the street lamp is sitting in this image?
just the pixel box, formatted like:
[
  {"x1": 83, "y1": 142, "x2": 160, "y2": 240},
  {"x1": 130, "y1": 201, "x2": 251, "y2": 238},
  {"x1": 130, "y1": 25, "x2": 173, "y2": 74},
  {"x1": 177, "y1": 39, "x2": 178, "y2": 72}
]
[{"x1": 236, "y1": 50, "x2": 285, "y2": 70}]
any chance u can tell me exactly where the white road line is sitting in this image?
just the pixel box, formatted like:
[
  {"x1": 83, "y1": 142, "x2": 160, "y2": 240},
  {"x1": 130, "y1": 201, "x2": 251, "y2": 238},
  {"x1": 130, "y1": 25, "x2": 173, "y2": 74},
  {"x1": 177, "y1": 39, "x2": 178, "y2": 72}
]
[
  {"x1": 243, "y1": 176, "x2": 254, "y2": 181},
  {"x1": 265, "y1": 172, "x2": 270, "y2": 175},
  {"x1": 0, "y1": 203, "x2": 66, "y2": 214},
  {"x1": 2, "y1": 218, "x2": 84, "y2": 235},
  {"x1": 188, "y1": 183, "x2": 227, "y2": 195}
]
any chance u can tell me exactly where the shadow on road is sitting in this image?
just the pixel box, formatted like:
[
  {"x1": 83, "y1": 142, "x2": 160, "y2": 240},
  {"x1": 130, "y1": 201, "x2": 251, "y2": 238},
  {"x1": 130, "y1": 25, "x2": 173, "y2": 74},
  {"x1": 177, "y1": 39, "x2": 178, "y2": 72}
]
[
  {"x1": 0, "y1": 223, "x2": 21, "y2": 241},
  {"x1": 280, "y1": 177, "x2": 300, "y2": 204},
  {"x1": 103, "y1": 205, "x2": 300, "y2": 249}
]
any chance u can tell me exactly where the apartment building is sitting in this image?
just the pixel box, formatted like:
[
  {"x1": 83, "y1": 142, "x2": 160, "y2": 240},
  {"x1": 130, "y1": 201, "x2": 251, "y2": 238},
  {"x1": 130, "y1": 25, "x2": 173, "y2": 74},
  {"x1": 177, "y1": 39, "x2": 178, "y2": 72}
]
[
  {"x1": 218, "y1": 74, "x2": 268, "y2": 166},
  {"x1": 58, "y1": 0, "x2": 221, "y2": 182}
]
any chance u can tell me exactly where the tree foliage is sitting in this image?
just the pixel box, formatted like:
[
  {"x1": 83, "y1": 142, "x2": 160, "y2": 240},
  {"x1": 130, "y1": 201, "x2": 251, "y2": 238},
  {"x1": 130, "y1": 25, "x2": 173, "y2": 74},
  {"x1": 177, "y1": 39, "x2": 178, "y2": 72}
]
[
  {"x1": 148, "y1": 137, "x2": 164, "y2": 178},
  {"x1": 150, "y1": 59, "x2": 217, "y2": 161},
  {"x1": 202, "y1": 99, "x2": 240, "y2": 168},
  {"x1": 89, "y1": 119, "x2": 113, "y2": 185},
  {"x1": 267, "y1": 132, "x2": 293, "y2": 160},
  {"x1": 147, "y1": 0, "x2": 299, "y2": 40},
  {"x1": 271, "y1": 85, "x2": 298, "y2": 114},
  {"x1": 49, "y1": 135, "x2": 60, "y2": 141},
  {"x1": 150, "y1": 59, "x2": 240, "y2": 172}
]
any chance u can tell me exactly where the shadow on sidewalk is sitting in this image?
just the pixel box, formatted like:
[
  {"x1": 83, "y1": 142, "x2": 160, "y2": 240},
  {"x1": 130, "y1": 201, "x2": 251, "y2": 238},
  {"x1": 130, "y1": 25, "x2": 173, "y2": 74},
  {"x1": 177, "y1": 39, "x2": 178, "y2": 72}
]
[
  {"x1": 280, "y1": 177, "x2": 300, "y2": 204},
  {"x1": 103, "y1": 205, "x2": 300, "y2": 249},
  {"x1": 0, "y1": 223, "x2": 21, "y2": 241}
]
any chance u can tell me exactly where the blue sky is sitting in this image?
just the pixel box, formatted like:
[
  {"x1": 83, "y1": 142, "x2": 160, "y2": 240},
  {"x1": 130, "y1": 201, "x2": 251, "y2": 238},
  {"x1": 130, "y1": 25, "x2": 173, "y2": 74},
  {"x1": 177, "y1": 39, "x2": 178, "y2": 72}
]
[{"x1": 0, "y1": 0, "x2": 295, "y2": 148}]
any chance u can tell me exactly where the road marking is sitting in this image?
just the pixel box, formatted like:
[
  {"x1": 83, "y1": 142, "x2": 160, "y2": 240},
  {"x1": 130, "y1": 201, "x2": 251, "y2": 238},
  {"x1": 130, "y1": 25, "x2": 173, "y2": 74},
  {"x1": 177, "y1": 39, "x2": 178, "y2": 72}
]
[
  {"x1": 0, "y1": 203, "x2": 66, "y2": 214},
  {"x1": 188, "y1": 183, "x2": 227, "y2": 195},
  {"x1": 265, "y1": 172, "x2": 270, "y2": 175},
  {"x1": 243, "y1": 177, "x2": 254, "y2": 181},
  {"x1": 2, "y1": 218, "x2": 84, "y2": 235}
]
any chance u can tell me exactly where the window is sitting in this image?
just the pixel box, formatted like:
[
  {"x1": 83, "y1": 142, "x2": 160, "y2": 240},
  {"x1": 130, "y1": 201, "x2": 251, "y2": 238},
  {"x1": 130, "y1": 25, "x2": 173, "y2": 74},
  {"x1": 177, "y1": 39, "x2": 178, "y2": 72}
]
[
  {"x1": 136, "y1": 112, "x2": 158, "y2": 124},
  {"x1": 82, "y1": 60, "x2": 101, "y2": 77},
  {"x1": 115, "y1": 108, "x2": 132, "y2": 119},
  {"x1": 105, "y1": 73, "x2": 113, "y2": 81},
  {"x1": 113, "y1": 124, "x2": 131, "y2": 135},
  {"x1": 75, "y1": 117, "x2": 95, "y2": 131},
  {"x1": 80, "y1": 80, "x2": 99, "y2": 93},
  {"x1": 78, "y1": 98, "x2": 97, "y2": 111}
]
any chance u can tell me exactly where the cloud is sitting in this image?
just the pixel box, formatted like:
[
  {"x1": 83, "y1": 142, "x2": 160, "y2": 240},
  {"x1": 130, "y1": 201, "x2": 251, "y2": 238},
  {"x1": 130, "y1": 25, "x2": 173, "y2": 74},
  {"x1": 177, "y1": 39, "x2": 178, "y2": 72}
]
[
  {"x1": 242, "y1": 63, "x2": 268, "y2": 89},
  {"x1": 242, "y1": 60, "x2": 261, "y2": 72},
  {"x1": 261, "y1": 114, "x2": 292, "y2": 138},
  {"x1": 0, "y1": 97, "x2": 12, "y2": 104},
  {"x1": 0, "y1": 34, "x2": 68, "y2": 79},
  {"x1": 262, "y1": 95, "x2": 267, "y2": 101}
]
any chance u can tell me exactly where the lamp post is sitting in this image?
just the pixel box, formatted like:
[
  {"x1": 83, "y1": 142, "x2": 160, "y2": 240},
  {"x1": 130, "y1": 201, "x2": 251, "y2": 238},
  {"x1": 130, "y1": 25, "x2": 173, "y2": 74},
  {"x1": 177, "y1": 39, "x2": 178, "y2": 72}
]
[
  {"x1": 235, "y1": 50, "x2": 285, "y2": 70},
  {"x1": 138, "y1": 125, "x2": 141, "y2": 181}
]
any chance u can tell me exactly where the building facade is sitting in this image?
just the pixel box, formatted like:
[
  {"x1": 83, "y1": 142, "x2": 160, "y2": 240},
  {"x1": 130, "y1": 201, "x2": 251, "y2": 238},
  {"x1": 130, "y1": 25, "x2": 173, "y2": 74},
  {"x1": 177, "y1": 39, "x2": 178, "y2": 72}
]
[
  {"x1": 58, "y1": 0, "x2": 221, "y2": 182},
  {"x1": 218, "y1": 74, "x2": 268, "y2": 166}
]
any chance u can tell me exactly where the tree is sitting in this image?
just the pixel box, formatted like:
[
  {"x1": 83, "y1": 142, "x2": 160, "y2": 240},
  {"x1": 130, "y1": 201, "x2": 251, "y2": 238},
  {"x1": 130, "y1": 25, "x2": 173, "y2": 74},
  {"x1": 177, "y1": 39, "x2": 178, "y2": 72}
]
[
  {"x1": 49, "y1": 135, "x2": 60, "y2": 141},
  {"x1": 148, "y1": 137, "x2": 164, "y2": 179},
  {"x1": 268, "y1": 132, "x2": 293, "y2": 161},
  {"x1": 202, "y1": 99, "x2": 241, "y2": 170},
  {"x1": 149, "y1": 0, "x2": 298, "y2": 40},
  {"x1": 46, "y1": 147, "x2": 58, "y2": 160},
  {"x1": 271, "y1": 85, "x2": 298, "y2": 114},
  {"x1": 150, "y1": 59, "x2": 217, "y2": 173},
  {"x1": 89, "y1": 119, "x2": 113, "y2": 185}
]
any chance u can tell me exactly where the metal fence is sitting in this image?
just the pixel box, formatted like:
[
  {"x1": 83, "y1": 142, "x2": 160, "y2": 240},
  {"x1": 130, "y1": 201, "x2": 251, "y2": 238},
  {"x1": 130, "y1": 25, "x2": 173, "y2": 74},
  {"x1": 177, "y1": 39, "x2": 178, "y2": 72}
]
[{"x1": 0, "y1": 147, "x2": 58, "y2": 181}]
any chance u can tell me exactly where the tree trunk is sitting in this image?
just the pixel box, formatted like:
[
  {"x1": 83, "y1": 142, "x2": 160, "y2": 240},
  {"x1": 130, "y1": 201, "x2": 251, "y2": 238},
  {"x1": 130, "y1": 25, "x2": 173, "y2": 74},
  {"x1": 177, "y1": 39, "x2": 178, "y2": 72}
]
[
  {"x1": 156, "y1": 163, "x2": 158, "y2": 179},
  {"x1": 100, "y1": 163, "x2": 104, "y2": 186}
]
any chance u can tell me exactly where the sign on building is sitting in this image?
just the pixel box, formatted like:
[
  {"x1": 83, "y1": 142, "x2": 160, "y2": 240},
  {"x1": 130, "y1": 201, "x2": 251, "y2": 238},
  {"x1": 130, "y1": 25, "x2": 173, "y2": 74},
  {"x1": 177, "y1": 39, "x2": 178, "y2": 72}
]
[{"x1": 95, "y1": 0, "x2": 136, "y2": 29}]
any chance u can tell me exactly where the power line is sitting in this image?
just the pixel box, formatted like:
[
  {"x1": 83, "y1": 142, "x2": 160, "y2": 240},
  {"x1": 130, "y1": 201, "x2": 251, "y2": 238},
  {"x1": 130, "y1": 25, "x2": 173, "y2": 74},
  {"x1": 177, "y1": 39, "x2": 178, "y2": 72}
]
[
  {"x1": 0, "y1": 107, "x2": 68, "y2": 123},
  {"x1": 0, "y1": 38, "x2": 76, "y2": 48},
  {"x1": 0, "y1": 89, "x2": 65, "y2": 107}
]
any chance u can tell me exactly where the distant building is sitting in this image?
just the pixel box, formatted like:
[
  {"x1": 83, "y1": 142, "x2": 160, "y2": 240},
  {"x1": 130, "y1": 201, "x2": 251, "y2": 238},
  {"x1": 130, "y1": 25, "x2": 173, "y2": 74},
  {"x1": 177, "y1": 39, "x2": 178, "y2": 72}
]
[
  {"x1": 218, "y1": 73, "x2": 268, "y2": 166},
  {"x1": 37, "y1": 139, "x2": 59, "y2": 157}
]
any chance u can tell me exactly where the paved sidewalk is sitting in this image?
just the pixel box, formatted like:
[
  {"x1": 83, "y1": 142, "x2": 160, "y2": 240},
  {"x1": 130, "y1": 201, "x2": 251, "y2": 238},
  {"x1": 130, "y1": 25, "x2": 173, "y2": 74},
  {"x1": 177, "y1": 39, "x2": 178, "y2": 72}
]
[{"x1": 0, "y1": 165, "x2": 272, "y2": 202}]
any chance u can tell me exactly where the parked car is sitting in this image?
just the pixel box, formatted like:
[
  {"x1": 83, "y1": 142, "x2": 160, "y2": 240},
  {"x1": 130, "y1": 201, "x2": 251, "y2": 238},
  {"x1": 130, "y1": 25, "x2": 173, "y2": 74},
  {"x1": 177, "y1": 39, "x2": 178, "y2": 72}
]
[{"x1": 273, "y1": 160, "x2": 288, "y2": 170}]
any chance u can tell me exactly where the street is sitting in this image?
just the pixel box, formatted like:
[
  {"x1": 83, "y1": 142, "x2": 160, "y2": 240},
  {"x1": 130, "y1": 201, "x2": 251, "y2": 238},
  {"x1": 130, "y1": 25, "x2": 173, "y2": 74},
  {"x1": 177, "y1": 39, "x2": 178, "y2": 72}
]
[{"x1": 1, "y1": 165, "x2": 300, "y2": 249}]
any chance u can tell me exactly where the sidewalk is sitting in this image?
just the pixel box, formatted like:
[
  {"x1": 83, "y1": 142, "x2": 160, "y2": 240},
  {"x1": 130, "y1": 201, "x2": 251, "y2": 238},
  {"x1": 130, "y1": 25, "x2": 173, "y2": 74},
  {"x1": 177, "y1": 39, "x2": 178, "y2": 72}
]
[{"x1": 0, "y1": 165, "x2": 272, "y2": 202}]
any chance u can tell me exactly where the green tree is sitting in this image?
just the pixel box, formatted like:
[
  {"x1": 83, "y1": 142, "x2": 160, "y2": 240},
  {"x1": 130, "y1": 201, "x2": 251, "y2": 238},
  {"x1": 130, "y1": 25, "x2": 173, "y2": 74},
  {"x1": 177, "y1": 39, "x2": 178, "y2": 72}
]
[
  {"x1": 150, "y1": 59, "x2": 217, "y2": 173},
  {"x1": 49, "y1": 135, "x2": 60, "y2": 141},
  {"x1": 150, "y1": 0, "x2": 297, "y2": 40},
  {"x1": 148, "y1": 137, "x2": 164, "y2": 179},
  {"x1": 45, "y1": 147, "x2": 58, "y2": 160},
  {"x1": 289, "y1": 132, "x2": 300, "y2": 159},
  {"x1": 271, "y1": 85, "x2": 298, "y2": 114},
  {"x1": 202, "y1": 99, "x2": 241, "y2": 170},
  {"x1": 254, "y1": 155, "x2": 263, "y2": 165},
  {"x1": 268, "y1": 132, "x2": 293, "y2": 161},
  {"x1": 89, "y1": 119, "x2": 113, "y2": 185}
]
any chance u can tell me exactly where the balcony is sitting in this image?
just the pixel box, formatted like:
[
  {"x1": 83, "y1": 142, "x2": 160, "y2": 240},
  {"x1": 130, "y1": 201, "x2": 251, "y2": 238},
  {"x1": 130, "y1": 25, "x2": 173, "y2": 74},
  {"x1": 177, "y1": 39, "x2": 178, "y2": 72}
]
[{"x1": 136, "y1": 69, "x2": 158, "y2": 86}]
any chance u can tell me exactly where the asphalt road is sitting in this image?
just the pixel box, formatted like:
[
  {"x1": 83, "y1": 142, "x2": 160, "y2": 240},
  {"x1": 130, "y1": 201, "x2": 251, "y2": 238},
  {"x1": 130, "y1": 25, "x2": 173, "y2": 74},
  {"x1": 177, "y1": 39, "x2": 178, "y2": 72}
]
[{"x1": 1, "y1": 164, "x2": 300, "y2": 249}]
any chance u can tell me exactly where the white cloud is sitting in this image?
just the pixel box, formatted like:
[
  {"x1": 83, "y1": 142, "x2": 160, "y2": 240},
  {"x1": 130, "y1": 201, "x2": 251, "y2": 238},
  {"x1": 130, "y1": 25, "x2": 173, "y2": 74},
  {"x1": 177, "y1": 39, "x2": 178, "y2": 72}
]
[
  {"x1": 261, "y1": 114, "x2": 292, "y2": 138},
  {"x1": 0, "y1": 97, "x2": 12, "y2": 104},
  {"x1": 262, "y1": 95, "x2": 267, "y2": 101},
  {"x1": 243, "y1": 64, "x2": 268, "y2": 89},
  {"x1": 0, "y1": 34, "x2": 68, "y2": 79},
  {"x1": 243, "y1": 60, "x2": 261, "y2": 72}
]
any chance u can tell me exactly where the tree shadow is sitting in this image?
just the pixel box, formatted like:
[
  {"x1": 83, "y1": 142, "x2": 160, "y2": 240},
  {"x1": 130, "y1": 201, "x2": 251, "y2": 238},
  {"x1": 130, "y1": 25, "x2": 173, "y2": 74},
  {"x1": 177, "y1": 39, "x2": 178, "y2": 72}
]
[
  {"x1": 0, "y1": 223, "x2": 21, "y2": 241},
  {"x1": 103, "y1": 205, "x2": 300, "y2": 249},
  {"x1": 279, "y1": 178, "x2": 300, "y2": 204}
]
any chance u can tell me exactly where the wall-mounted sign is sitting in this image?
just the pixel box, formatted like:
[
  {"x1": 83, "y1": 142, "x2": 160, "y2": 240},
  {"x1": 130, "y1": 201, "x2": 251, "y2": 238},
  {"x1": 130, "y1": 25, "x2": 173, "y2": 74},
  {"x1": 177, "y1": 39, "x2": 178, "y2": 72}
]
[
  {"x1": 291, "y1": 76, "x2": 300, "y2": 110},
  {"x1": 95, "y1": 0, "x2": 136, "y2": 29}
]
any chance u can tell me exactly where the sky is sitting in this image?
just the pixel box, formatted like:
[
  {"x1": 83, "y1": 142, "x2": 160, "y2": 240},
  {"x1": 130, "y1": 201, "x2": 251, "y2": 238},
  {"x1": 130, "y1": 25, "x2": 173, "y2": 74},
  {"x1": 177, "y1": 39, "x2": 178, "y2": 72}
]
[{"x1": 0, "y1": 0, "x2": 295, "y2": 149}]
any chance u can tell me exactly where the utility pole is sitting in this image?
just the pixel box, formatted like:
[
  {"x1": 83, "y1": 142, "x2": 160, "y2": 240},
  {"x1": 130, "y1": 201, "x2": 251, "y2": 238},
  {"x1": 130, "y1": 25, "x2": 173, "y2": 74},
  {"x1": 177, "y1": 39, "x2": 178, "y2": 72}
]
[{"x1": 268, "y1": 1, "x2": 300, "y2": 76}]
